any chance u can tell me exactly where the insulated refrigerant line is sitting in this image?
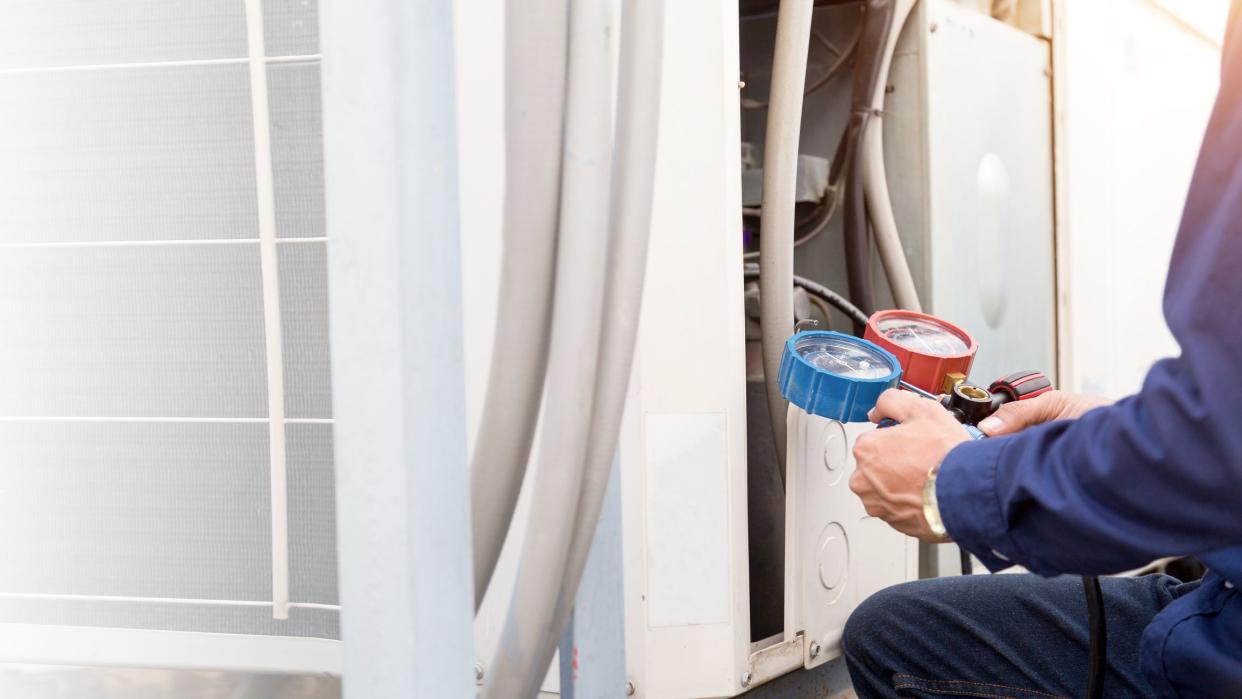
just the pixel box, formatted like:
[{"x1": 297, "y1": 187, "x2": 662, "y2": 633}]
[
  {"x1": 483, "y1": 0, "x2": 618, "y2": 696},
  {"x1": 759, "y1": 0, "x2": 817, "y2": 483},
  {"x1": 470, "y1": 0, "x2": 569, "y2": 610},
  {"x1": 542, "y1": 0, "x2": 667, "y2": 689},
  {"x1": 860, "y1": 0, "x2": 921, "y2": 312},
  {"x1": 842, "y1": 0, "x2": 903, "y2": 330}
]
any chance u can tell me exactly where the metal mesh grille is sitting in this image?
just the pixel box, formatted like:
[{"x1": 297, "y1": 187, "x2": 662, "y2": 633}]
[
  {"x1": 0, "y1": 1, "x2": 247, "y2": 70},
  {"x1": 0, "y1": 66, "x2": 259, "y2": 244},
  {"x1": 0, "y1": 0, "x2": 338, "y2": 647}
]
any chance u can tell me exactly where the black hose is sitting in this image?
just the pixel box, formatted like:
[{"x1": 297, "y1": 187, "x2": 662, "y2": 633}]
[
  {"x1": 828, "y1": 109, "x2": 858, "y2": 186},
  {"x1": 842, "y1": 124, "x2": 873, "y2": 334},
  {"x1": 1083, "y1": 575, "x2": 1107, "y2": 699},
  {"x1": 744, "y1": 263, "x2": 870, "y2": 331},
  {"x1": 793, "y1": 275, "x2": 870, "y2": 331}
]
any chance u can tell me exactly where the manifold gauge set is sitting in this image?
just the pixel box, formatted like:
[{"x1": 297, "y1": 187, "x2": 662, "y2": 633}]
[{"x1": 779, "y1": 309, "x2": 1050, "y2": 428}]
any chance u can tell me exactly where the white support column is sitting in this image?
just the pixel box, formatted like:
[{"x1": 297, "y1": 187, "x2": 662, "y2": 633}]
[{"x1": 320, "y1": 0, "x2": 475, "y2": 696}]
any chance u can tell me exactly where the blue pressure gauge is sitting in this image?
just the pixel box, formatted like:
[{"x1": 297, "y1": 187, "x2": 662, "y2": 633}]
[{"x1": 778, "y1": 331, "x2": 902, "y2": 423}]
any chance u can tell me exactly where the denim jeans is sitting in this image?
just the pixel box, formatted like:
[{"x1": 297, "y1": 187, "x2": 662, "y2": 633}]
[{"x1": 842, "y1": 573, "x2": 1192, "y2": 698}]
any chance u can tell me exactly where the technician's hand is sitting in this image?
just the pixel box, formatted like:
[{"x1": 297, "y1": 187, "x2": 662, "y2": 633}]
[
  {"x1": 849, "y1": 389, "x2": 968, "y2": 543},
  {"x1": 977, "y1": 390, "x2": 1112, "y2": 436}
]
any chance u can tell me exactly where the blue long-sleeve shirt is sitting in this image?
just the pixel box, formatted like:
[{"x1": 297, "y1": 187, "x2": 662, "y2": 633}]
[{"x1": 936, "y1": 4, "x2": 1242, "y2": 696}]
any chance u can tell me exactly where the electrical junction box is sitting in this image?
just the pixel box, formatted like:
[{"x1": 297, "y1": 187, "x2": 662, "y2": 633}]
[{"x1": 784, "y1": 412, "x2": 918, "y2": 668}]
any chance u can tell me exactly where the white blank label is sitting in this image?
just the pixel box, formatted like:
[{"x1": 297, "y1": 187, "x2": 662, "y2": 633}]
[{"x1": 644, "y1": 413, "x2": 730, "y2": 628}]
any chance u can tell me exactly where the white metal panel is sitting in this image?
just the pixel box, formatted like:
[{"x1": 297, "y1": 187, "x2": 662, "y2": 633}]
[
  {"x1": 621, "y1": 0, "x2": 749, "y2": 695},
  {"x1": 923, "y1": 0, "x2": 1057, "y2": 386}
]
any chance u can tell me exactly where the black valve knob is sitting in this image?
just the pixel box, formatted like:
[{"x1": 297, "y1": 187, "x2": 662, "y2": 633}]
[
  {"x1": 989, "y1": 370, "x2": 1052, "y2": 411},
  {"x1": 939, "y1": 383, "x2": 995, "y2": 426}
]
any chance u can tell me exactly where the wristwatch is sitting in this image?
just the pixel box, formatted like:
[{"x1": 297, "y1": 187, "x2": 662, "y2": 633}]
[{"x1": 922, "y1": 465, "x2": 947, "y2": 538}]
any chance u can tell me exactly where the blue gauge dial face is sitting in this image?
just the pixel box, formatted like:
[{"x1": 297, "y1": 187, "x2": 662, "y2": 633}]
[{"x1": 792, "y1": 334, "x2": 896, "y2": 380}]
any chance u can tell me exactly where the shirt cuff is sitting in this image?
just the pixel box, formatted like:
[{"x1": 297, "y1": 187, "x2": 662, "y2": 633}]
[{"x1": 937, "y1": 436, "x2": 1025, "y2": 573}]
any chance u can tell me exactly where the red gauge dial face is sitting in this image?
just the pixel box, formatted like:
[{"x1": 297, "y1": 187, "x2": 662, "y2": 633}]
[
  {"x1": 864, "y1": 310, "x2": 978, "y2": 394},
  {"x1": 876, "y1": 316, "x2": 969, "y2": 357}
]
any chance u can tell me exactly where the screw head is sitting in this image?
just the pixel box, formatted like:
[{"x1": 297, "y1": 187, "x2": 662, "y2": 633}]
[
  {"x1": 625, "y1": 679, "x2": 637, "y2": 696},
  {"x1": 474, "y1": 662, "x2": 485, "y2": 681},
  {"x1": 929, "y1": 21, "x2": 939, "y2": 33},
  {"x1": 740, "y1": 671, "x2": 753, "y2": 688},
  {"x1": 809, "y1": 641, "x2": 821, "y2": 658}
]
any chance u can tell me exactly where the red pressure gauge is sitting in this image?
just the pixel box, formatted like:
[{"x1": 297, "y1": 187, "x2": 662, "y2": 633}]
[{"x1": 863, "y1": 310, "x2": 978, "y2": 395}]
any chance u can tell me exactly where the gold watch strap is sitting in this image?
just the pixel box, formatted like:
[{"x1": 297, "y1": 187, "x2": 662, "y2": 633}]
[{"x1": 922, "y1": 466, "x2": 947, "y2": 538}]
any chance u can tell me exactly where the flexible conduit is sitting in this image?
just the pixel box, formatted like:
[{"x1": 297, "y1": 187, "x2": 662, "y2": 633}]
[
  {"x1": 861, "y1": 0, "x2": 921, "y2": 312},
  {"x1": 542, "y1": 0, "x2": 667, "y2": 680},
  {"x1": 759, "y1": 0, "x2": 816, "y2": 480},
  {"x1": 483, "y1": 0, "x2": 621, "y2": 696},
  {"x1": 842, "y1": 0, "x2": 902, "y2": 332},
  {"x1": 470, "y1": 0, "x2": 569, "y2": 609}
]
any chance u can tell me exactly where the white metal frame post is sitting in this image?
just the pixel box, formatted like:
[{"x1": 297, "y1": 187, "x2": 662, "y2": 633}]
[{"x1": 320, "y1": 0, "x2": 475, "y2": 696}]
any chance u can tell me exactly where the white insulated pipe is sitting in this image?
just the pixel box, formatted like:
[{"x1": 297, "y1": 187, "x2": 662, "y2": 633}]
[
  {"x1": 861, "y1": 0, "x2": 922, "y2": 312},
  {"x1": 471, "y1": 0, "x2": 569, "y2": 609},
  {"x1": 759, "y1": 0, "x2": 815, "y2": 478},
  {"x1": 545, "y1": 0, "x2": 667, "y2": 679},
  {"x1": 483, "y1": 0, "x2": 618, "y2": 696}
]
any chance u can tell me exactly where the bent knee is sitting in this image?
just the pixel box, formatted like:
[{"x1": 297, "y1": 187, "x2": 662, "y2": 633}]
[{"x1": 843, "y1": 580, "x2": 929, "y2": 659}]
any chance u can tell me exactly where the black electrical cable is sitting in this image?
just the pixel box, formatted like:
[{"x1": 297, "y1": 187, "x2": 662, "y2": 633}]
[
  {"x1": 960, "y1": 548, "x2": 972, "y2": 575},
  {"x1": 744, "y1": 263, "x2": 870, "y2": 331},
  {"x1": 1083, "y1": 575, "x2": 1107, "y2": 699},
  {"x1": 842, "y1": 128, "x2": 873, "y2": 334}
]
